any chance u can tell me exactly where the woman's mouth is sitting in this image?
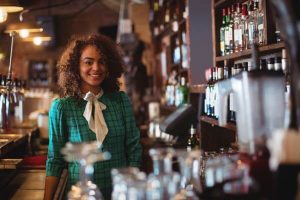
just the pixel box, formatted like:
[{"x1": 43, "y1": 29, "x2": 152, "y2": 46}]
[{"x1": 89, "y1": 73, "x2": 103, "y2": 78}]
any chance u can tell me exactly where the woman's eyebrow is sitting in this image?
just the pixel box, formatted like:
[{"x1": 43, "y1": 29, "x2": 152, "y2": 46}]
[{"x1": 82, "y1": 57, "x2": 94, "y2": 60}]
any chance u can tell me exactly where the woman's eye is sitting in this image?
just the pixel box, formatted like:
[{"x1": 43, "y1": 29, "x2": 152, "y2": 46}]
[{"x1": 85, "y1": 61, "x2": 93, "y2": 65}]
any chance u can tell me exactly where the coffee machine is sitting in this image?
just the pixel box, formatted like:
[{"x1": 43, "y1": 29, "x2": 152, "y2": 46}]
[
  {"x1": 214, "y1": 43, "x2": 286, "y2": 198},
  {"x1": 215, "y1": 69, "x2": 285, "y2": 154}
]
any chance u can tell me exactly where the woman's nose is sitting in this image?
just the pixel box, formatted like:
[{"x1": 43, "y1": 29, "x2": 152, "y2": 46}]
[{"x1": 92, "y1": 62, "x2": 106, "y2": 72}]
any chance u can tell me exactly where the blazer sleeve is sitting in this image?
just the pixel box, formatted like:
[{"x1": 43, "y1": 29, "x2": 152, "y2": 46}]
[
  {"x1": 120, "y1": 92, "x2": 142, "y2": 168},
  {"x1": 46, "y1": 98, "x2": 68, "y2": 177}
]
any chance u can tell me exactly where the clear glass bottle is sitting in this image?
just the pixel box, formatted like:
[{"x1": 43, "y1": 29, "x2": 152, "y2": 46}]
[
  {"x1": 246, "y1": 0, "x2": 257, "y2": 47},
  {"x1": 257, "y1": 0, "x2": 265, "y2": 45},
  {"x1": 220, "y1": 8, "x2": 227, "y2": 56},
  {"x1": 181, "y1": 30, "x2": 189, "y2": 69},
  {"x1": 240, "y1": 4, "x2": 248, "y2": 51},
  {"x1": 225, "y1": 7, "x2": 234, "y2": 54},
  {"x1": 234, "y1": 3, "x2": 242, "y2": 52}
]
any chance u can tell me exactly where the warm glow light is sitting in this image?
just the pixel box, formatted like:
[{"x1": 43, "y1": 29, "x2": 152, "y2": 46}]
[
  {"x1": 33, "y1": 37, "x2": 42, "y2": 45},
  {"x1": 0, "y1": 53, "x2": 4, "y2": 61},
  {"x1": 19, "y1": 29, "x2": 29, "y2": 38},
  {"x1": 0, "y1": 8, "x2": 8, "y2": 23}
]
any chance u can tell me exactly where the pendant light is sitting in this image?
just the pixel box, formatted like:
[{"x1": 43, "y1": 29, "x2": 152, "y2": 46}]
[
  {"x1": 5, "y1": 22, "x2": 43, "y2": 38},
  {"x1": 0, "y1": 0, "x2": 24, "y2": 23},
  {"x1": 22, "y1": 32, "x2": 51, "y2": 46}
]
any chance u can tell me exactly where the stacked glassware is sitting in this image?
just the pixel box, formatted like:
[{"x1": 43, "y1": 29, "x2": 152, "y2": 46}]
[{"x1": 61, "y1": 141, "x2": 111, "y2": 200}]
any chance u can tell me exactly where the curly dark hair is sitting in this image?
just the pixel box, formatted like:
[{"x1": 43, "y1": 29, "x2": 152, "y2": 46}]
[{"x1": 57, "y1": 34, "x2": 124, "y2": 98}]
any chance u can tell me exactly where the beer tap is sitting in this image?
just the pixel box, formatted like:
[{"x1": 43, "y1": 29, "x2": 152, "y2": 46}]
[{"x1": 0, "y1": 31, "x2": 17, "y2": 130}]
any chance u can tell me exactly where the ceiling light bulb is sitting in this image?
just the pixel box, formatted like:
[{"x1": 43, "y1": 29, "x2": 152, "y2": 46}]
[
  {"x1": 33, "y1": 37, "x2": 42, "y2": 45},
  {"x1": 19, "y1": 29, "x2": 29, "y2": 38},
  {"x1": 0, "y1": 8, "x2": 8, "y2": 23}
]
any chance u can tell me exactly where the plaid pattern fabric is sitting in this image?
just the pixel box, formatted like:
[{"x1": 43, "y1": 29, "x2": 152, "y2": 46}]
[{"x1": 46, "y1": 91, "x2": 142, "y2": 198}]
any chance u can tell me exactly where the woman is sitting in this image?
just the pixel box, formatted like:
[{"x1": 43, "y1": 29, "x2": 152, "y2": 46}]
[{"x1": 44, "y1": 34, "x2": 142, "y2": 200}]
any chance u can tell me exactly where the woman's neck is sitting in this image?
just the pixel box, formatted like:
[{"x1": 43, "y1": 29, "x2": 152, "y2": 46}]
[{"x1": 81, "y1": 85, "x2": 101, "y2": 95}]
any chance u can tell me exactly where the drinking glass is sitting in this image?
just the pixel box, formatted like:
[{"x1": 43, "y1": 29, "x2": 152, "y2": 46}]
[
  {"x1": 146, "y1": 148, "x2": 180, "y2": 200},
  {"x1": 61, "y1": 141, "x2": 111, "y2": 200}
]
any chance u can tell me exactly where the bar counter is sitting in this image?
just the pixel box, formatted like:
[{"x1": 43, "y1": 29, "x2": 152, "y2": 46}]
[{"x1": 0, "y1": 125, "x2": 50, "y2": 200}]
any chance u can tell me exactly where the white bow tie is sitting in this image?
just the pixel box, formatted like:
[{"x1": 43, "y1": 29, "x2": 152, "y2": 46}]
[{"x1": 83, "y1": 90, "x2": 108, "y2": 144}]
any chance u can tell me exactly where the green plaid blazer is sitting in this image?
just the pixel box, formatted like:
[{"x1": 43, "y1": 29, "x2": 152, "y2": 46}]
[{"x1": 46, "y1": 91, "x2": 142, "y2": 198}]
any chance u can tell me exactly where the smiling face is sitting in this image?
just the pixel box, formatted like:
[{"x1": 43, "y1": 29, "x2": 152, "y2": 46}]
[{"x1": 79, "y1": 45, "x2": 107, "y2": 94}]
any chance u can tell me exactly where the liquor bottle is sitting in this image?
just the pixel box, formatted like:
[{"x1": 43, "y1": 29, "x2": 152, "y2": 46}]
[
  {"x1": 220, "y1": 8, "x2": 227, "y2": 56},
  {"x1": 217, "y1": 66, "x2": 224, "y2": 80},
  {"x1": 172, "y1": 1, "x2": 179, "y2": 32},
  {"x1": 165, "y1": 70, "x2": 177, "y2": 106},
  {"x1": 164, "y1": 1, "x2": 170, "y2": 26},
  {"x1": 229, "y1": 5, "x2": 235, "y2": 53},
  {"x1": 253, "y1": 0, "x2": 260, "y2": 44},
  {"x1": 225, "y1": 7, "x2": 234, "y2": 55},
  {"x1": 210, "y1": 68, "x2": 217, "y2": 118},
  {"x1": 153, "y1": 0, "x2": 160, "y2": 36},
  {"x1": 181, "y1": 30, "x2": 189, "y2": 68},
  {"x1": 234, "y1": 3, "x2": 242, "y2": 52},
  {"x1": 183, "y1": 0, "x2": 189, "y2": 19},
  {"x1": 204, "y1": 81, "x2": 210, "y2": 116},
  {"x1": 175, "y1": 77, "x2": 189, "y2": 107},
  {"x1": 240, "y1": 4, "x2": 248, "y2": 51},
  {"x1": 205, "y1": 68, "x2": 212, "y2": 116},
  {"x1": 173, "y1": 37, "x2": 181, "y2": 64},
  {"x1": 257, "y1": 0, "x2": 265, "y2": 45},
  {"x1": 187, "y1": 125, "x2": 200, "y2": 151},
  {"x1": 158, "y1": 0, "x2": 164, "y2": 32},
  {"x1": 180, "y1": 77, "x2": 189, "y2": 105},
  {"x1": 247, "y1": 1, "x2": 256, "y2": 47}
]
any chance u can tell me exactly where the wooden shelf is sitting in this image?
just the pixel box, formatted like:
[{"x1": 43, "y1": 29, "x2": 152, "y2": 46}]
[
  {"x1": 214, "y1": 0, "x2": 248, "y2": 8},
  {"x1": 160, "y1": 105, "x2": 177, "y2": 114},
  {"x1": 189, "y1": 84, "x2": 206, "y2": 94},
  {"x1": 215, "y1": 42, "x2": 285, "y2": 62},
  {"x1": 200, "y1": 116, "x2": 236, "y2": 131}
]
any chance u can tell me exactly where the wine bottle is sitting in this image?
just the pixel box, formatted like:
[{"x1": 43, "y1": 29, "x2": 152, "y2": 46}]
[{"x1": 187, "y1": 125, "x2": 200, "y2": 151}]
